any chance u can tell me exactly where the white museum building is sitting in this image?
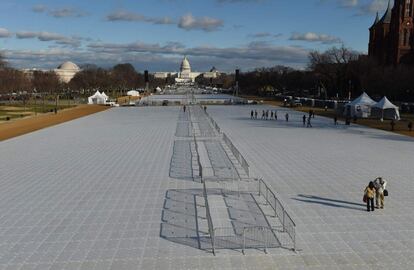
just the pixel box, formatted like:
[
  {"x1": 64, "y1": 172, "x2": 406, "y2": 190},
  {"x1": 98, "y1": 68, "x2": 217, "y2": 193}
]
[{"x1": 23, "y1": 61, "x2": 81, "y2": 83}]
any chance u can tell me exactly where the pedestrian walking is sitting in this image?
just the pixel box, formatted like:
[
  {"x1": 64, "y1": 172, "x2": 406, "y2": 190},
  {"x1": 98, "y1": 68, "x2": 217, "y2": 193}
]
[
  {"x1": 307, "y1": 116, "x2": 312, "y2": 128},
  {"x1": 254, "y1": 110, "x2": 258, "y2": 119},
  {"x1": 408, "y1": 121, "x2": 412, "y2": 131},
  {"x1": 373, "y1": 177, "x2": 387, "y2": 209},
  {"x1": 285, "y1": 113, "x2": 289, "y2": 122},
  {"x1": 183, "y1": 105, "x2": 186, "y2": 112},
  {"x1": 271, "y1": 111, "x2": 274, "y2": 119},
  {"x1": 345, "y1": 116, "x2": 351, "y2": 125},
  {"x1": 302, "y1": 115, "x2": 306, "y2": 126},
  {"x1": 266, "y1": 110, "x2": 269, "y2": 120},
  {"x1": 204, "y1": 106, "x2": 207, "y2": 112},
  {"x1": 251, "y1": 110, "x2": 254, "y2": 119},
  {"x1": 334, "y1": 116, "x2": 338, "y2": 125},
  {"x1": 274, "y1": 110, "x2": 278, "y2": 120},
  {"x1": 390, "y1": 120, "x2": 395, "y2": 131},
  {"x1": 261, "y1": 110, "x2": 265, "y2": 120},
  {"x1": 364, "y1": 181, "x2": 376, "y2": 212}
]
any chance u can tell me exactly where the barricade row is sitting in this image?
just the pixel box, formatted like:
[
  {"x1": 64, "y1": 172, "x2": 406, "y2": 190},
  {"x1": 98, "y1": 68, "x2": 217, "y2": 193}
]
[
  {"x1": 222, "y1": 133, "x2": 250, "y2": 177},
  {"x1": 191, "y1": 105, "x2": 295, "y2": 254}
]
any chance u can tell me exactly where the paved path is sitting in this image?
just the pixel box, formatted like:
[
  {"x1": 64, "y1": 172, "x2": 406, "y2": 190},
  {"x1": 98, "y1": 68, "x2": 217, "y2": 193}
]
[
  {"x1": 210, "y1": 105, "x2": 414, "y2": 269},
  {"x1": 1, "y1": 105, "x2": 414, "y2": 269}
]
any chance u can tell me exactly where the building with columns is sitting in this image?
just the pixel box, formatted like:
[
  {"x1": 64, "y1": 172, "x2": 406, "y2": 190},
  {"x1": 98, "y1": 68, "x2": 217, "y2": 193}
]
[{"x1": 154, "y1": 56, "x2": 219, "y2": 84}]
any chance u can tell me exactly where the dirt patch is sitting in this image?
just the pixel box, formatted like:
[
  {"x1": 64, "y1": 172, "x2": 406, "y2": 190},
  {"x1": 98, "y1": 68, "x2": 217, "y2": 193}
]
[
  {"x1": 0, "y1": 106, "x2": 27, "y2": 111},
  {"x1": 117, "y1": 96, "x2": 141, "y2": 105},
  {"x1": 7, "y1": 112, "x2": 33, "y2": 116},
  {"x1": 0, "y1": 105, "x2": 110, "y2": 141}
]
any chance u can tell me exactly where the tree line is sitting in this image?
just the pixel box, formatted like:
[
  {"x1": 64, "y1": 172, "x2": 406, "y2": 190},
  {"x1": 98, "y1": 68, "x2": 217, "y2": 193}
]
[
  {"x1": 1, "y1": 47, "x2": 414, "y2": 101},
  {"x1": 235, "y1": 46, "x2": 414, "y2": 102}
]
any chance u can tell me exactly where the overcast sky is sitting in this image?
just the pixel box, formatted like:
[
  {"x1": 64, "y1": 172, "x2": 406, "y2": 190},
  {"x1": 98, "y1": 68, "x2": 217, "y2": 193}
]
[{"x1": 0, "y1": 0, "x2": 391, "y2": 72}]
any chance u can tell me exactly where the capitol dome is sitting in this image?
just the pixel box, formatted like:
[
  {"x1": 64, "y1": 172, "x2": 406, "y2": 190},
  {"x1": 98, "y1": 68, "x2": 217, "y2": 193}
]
[
  {"x1": 57, "y1": 61, "x2": 80, "y2": 71},
  {"x1": 180, "y1": 56, "x2": 191, "y2": 73}
]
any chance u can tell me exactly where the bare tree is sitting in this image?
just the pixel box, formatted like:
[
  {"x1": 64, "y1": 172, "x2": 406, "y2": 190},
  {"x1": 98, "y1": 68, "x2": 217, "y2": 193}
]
[
  {"x1": 308, "y1": 45, "x2": 359, "y2": 98},
  {"x1": 0, "y1": 53, "x2": 7, "y2": 69}
]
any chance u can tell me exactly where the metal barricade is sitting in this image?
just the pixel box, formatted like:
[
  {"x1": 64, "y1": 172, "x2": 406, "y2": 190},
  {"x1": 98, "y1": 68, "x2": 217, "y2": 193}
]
[
  {"x1": 258, "y1": 179, "x2": 296, "y2": 251},
  {"x1": 203, "y1": 181, "x2": 215, "y2": 255},
  {"x1": 222, "y1": 133, "x2": 250, "y2": 177}
]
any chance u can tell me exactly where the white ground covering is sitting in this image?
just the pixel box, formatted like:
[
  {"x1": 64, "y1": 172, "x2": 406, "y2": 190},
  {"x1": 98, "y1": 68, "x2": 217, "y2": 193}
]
[{"x1": 1, "y1": 105, "x2": 414, "y2": 269}]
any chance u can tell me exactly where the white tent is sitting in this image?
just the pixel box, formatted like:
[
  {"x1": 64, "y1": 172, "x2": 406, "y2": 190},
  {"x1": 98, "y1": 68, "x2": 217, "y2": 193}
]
[
  {"x1": 127, "y1": 90, "x2": 140, "y2": 97},
  {"x1": 372, "y1": 96, "x2": 400, "y2": 120},
  {"x1": 101, "y1": 92, "x2": 109, "y2": 101},
  {"x1": 88, "y1": 91, "x2": 106, "y2": 105},
  {"x1": 344, "y1": 92, "x2": 376, "y2": 118}
]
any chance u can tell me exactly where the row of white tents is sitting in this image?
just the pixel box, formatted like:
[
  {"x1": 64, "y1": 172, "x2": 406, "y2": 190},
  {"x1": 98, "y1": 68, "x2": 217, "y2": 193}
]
[
  {"x1": 343, "y1": 92, "x2": 400, "y2": 120},
  {"x1": 88, "y1": 91, "x2": 109, "y2": 105}
]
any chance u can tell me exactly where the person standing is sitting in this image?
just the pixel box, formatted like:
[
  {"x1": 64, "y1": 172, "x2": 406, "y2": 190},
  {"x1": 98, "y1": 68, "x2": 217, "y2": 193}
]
[
  {"x1": 183, "y1": 105, "x2": 186, "y2": 112},
  {"x1": 373, "y1": 177, "x2": 387, "y2": 209},
  {"x1": 271, "y1": 111, "x2": 274, "y2": 119},
  {"x1": 334, "y1": 116, "x2": 338, "y2": 125},
  {"x1": 254, "y1": 110, "x2": 258, "y2": 119},
  {"x1": 251, "y1": 110, "x2": 254, "y2": 119},
  {"x1": 364, "y1": 181, "x2": 376, "y2": 212},
  {"x1": 307, "y1": 116, "x2": 312, "y2": 128},
  {"x1": 390, "y1": 120, "x2": 395, "y2": 131},
  {"x1": 274, "y1": 110, "x2": 278, "y2": 120},
  {"x1": 302, "y1": 115, "x2": 306, "y2": 126},
  {"x1": 261, "y1": 110, "x2": 265, "y2": 120},
  {"x1": 285, "y1": 113, "x2": 289, "y2": 122}
]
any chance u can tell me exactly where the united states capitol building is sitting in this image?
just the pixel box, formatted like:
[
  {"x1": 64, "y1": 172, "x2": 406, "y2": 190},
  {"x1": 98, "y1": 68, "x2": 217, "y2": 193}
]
[{"x1": 154, "y1": 56, "x2": 219, "y2": 84}]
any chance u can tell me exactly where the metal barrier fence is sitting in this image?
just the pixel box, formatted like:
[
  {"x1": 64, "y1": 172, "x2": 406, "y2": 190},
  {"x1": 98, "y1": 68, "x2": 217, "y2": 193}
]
[
  {"x1": 211, "y1": 226, "x2": 281, "y2": 254},
  {"x1": 222, "y1": 133, "x2": 250, "y2": 177},
  {"x1": 189, "y1": 105, "x2": 295, "y2": 254},
  {"x1": 202, "y1": 106, "x2": 222, "y2": 134},
  {"x1": 203, "y1": 181, "x2": 215, "y2": 255},
  {"x1": 258, "y1": 179, "x2": 296, "y2": 251},
  {"x1": 193, "y1": 135, "x2": 203, "y2": 181}
]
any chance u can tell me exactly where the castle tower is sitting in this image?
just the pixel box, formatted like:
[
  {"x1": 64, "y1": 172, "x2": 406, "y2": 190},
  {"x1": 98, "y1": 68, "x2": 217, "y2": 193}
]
[
  {"x1": 389, "y1": 0, "x2": 414, "y2": 64},
  {"x1": 369, "y1": 12, "x2": 380, "y2": 57},
  {"x1": 368, "y1": 1, "x2": 392, "y2": 64}
]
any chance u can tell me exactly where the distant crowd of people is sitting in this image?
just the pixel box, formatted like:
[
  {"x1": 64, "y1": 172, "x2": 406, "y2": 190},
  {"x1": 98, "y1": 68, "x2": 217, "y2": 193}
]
[
  {"x1": 250, "y1": 109, "x2": 319, "y2": 128},
  {"x1": 250, "y1": 108, "x2": 414, "y2": 131}
]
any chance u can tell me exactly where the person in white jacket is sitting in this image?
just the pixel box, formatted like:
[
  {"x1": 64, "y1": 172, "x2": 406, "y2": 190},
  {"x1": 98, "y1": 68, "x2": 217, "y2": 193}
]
[{"x1": 373, "y1": 177, "x2": 387, "y2": 209}]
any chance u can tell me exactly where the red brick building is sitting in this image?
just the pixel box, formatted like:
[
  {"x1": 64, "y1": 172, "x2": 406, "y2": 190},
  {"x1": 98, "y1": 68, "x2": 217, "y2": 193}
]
[{"x1": 369, "y1": 0, "x2": 414, "y2": 65}]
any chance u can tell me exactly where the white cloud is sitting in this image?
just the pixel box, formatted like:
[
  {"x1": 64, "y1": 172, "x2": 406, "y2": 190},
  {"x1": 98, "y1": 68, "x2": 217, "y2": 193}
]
[
  {"x1": 248, "y1": 32, "x2": 283, "y2": 39},
  {"x1": 15, "y1": 31, "x2": 82, "y2": 47},
  {"x1": 106, "y1": 10, "x2": 175, "y2": 25},
  {"x1": 290, "y1": 32, "x2": 342, "y2": 44},
  {"x1": 178, "y1": 13, "x2": 223, "y2": 32},
  {"x1": 31, "y1": 5, "x2": 87, "y2": 18},
  {"x1": 0, "y1": 28, "x2": 11, "y2": 38},
  {"x1": 217, "y1": 0, "x2": 265, "y2": 3},
  {"x1": 358, "y1": 0, "x2": 389, "y2": 15},
  {"x1": 340, "y1": 0, "x2": 358, "y2": 8},
  {"x1": 32, "y1": 5, "x2": 47, "y2": 13},
  {"x1": 49, "y1": 8, "x2": 88, "y2": 18}
]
